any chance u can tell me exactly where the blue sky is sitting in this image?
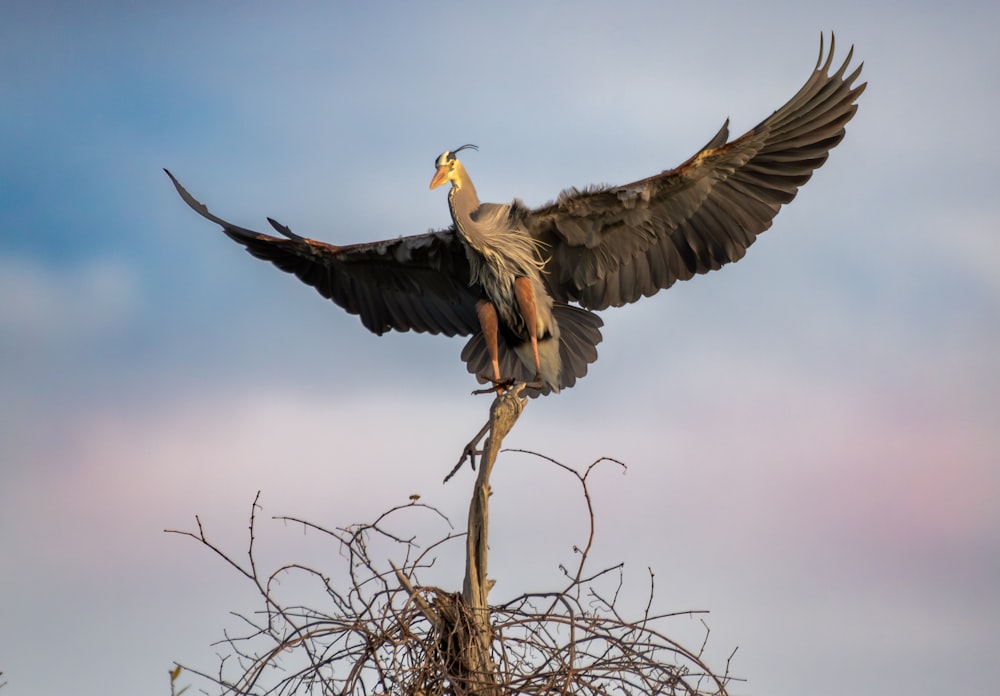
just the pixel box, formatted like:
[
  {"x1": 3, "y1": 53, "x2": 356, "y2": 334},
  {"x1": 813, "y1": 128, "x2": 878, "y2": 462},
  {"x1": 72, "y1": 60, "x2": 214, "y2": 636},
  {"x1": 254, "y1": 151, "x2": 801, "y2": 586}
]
[{"x1": 1, "y1": 2, "x2": 998, "y2": 695}]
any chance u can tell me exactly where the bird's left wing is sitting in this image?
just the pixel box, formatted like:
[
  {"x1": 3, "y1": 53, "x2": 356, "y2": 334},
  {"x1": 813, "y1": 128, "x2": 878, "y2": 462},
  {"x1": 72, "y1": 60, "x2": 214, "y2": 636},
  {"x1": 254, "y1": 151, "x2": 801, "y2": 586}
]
[
  {"x1": 165, "y1": 170, "x2": 481, "y2": 337},
  {"x1": 521, "y1": 35, "x2": 866, "y2": 310}
]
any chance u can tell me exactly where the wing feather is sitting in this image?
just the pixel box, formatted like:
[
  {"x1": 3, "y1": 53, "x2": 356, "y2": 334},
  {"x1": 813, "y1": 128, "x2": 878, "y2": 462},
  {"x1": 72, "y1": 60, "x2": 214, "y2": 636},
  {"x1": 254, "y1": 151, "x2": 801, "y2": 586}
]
[
  {"x1": 165, "y1": 170, "x2": 480, "y2": 337},
  {"x1": 524, "y1": 34, "x2": 866, "y2": 310}
]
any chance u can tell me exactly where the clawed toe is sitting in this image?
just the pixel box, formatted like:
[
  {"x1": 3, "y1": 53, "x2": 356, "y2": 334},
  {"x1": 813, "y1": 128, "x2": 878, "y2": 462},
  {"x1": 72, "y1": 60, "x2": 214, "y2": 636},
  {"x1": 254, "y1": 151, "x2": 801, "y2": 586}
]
[{"x1": 471, "y1": 378, "x2": 515, "y2": 396}]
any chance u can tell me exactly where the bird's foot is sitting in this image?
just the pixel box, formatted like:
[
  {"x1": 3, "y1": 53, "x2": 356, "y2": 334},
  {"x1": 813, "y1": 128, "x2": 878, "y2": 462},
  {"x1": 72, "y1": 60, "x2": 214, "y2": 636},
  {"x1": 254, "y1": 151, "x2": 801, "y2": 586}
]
[
  {"x1": 471, "y1": 378, "x2": 515, "y2": 396},
  {"x1": 525, "y1": 373, "x2": 544, "y2": 391}
]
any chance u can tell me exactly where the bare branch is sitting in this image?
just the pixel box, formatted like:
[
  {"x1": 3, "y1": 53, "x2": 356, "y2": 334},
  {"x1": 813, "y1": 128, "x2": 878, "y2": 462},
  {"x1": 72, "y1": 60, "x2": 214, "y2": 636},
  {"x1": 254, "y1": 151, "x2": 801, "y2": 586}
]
[
  {"x1": 169, "y1": 396, "x2": 732, "y2": 696},
  {"x1": 170, "y1": 457, "x2": 733, "y2": 695},
  {"x1": 391, "y1": 561, "x2": 443, "y2": 632}
]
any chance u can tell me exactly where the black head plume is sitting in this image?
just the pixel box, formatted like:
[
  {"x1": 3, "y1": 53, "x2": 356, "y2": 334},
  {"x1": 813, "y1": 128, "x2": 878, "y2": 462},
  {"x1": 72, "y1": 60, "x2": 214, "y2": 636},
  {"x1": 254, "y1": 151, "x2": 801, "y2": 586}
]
[
  {"x1": 451, "y1": 143, "x2": 478, "y2": 158},
  {"x1": 436, "y1": 144, "x2": 478, "y2": 167}
]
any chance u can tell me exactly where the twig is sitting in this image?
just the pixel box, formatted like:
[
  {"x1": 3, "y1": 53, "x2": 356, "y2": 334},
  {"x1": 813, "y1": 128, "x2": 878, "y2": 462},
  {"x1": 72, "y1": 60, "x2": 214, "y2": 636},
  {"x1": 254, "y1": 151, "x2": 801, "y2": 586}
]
[
  {"x1": 390, "y1": 561, "x2": 442, "y2": 631},
  {"x1": 169, "y1": 419, "x2": 735, "y2": 696},
  {"x1": 446, "y1": 383, "x2": 529, "y2": 482}
]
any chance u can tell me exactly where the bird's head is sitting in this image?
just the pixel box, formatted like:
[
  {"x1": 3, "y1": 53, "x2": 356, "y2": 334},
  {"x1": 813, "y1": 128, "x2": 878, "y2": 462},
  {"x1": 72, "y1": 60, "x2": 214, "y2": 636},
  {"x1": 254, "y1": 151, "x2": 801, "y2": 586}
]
[{"x1": 429, "y1": 144, "x2": 478, "y2": 190}]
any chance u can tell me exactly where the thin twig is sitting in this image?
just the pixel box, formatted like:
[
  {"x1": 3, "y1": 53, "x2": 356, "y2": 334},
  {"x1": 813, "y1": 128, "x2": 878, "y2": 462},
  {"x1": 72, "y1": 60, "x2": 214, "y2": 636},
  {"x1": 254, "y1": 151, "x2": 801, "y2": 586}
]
[{"x1": 169, "y1": 437, "x2": 733, "y2": 696}]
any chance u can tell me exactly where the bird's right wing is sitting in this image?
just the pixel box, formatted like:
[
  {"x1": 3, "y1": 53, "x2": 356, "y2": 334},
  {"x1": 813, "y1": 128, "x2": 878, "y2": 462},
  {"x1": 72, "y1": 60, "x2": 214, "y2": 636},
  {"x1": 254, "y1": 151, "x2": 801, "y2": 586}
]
[
  {"x1": 522, "y1": 34, "x2": 865, "y2": 310},
  {"x1": 166, "y1": 170, "x2": 481, "y2": 337}
]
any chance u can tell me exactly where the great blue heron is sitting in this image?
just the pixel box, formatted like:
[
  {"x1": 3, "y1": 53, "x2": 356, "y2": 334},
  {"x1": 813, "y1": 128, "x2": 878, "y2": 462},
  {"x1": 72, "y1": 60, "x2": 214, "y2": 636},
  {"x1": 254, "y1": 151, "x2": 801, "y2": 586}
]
[{"x1": 167, "y1": 35, "x2": 864, "y2": 396}]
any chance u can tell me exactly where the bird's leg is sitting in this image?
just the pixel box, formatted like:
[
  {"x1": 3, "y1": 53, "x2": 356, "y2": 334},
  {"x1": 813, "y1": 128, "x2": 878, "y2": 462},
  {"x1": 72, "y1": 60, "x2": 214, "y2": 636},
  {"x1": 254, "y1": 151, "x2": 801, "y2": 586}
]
[
  {"x1": 476, "y1": 299, "x2": 504, "y2": 394},
  {"x1": 514, "y1": 277, "x2": 542, "y2": 383}
]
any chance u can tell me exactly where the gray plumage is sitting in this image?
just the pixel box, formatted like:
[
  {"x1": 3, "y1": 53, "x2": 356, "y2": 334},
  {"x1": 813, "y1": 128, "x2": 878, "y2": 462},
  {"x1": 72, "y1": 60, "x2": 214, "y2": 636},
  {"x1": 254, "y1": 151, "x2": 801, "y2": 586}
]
[{"x1": 166, "y1": 34, "x2": 865, "y2": 397}]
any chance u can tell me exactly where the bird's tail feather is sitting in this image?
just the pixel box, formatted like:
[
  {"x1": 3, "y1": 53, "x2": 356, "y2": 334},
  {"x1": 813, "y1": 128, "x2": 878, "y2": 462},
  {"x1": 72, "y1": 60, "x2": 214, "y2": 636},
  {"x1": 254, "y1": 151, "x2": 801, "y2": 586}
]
[{"x1": 461, "y1": 304, "x2": 603, "y2": 397}]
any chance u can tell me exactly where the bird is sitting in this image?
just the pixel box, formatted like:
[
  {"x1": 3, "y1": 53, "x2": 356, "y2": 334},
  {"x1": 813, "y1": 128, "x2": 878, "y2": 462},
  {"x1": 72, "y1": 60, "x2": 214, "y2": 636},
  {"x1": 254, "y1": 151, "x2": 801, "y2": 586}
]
[{"x1": 167, "y1": 35, "x2": 864, "y2": 397}]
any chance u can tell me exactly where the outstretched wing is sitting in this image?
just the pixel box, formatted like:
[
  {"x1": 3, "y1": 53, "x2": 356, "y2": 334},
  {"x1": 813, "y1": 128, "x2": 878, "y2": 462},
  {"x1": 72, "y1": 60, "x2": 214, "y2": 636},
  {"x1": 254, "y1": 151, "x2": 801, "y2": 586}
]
[
  {"x1": 165, "y1": 170, "x2": 481, "y2": 337},
  {"x1": 523, "y1": 34, "x2": 867, "y2": 310}
]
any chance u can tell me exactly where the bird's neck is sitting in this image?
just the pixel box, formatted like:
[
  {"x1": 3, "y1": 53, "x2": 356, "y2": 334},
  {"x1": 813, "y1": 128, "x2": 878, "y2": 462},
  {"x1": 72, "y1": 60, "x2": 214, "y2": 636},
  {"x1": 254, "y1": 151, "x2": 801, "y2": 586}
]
[
  {"x1": 446, "y1": 169, "x2": 547, "y2": 289},
  {"x1": 447, "y1": 169, "x2": 480, "y2": 231}
]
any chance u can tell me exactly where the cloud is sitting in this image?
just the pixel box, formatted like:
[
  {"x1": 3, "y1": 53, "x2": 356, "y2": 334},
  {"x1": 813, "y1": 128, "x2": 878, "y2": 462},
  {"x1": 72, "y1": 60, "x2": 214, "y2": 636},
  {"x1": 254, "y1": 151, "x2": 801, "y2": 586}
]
[
  {"x1": 0, "y1": 256, "x2": 140, "y2": 344},
  {"x1": 2, "y1": 4, "x2": 999, "y2": 696},
  {"x1": 1, "y1": 385, "x2": 485, "y2": 573}
]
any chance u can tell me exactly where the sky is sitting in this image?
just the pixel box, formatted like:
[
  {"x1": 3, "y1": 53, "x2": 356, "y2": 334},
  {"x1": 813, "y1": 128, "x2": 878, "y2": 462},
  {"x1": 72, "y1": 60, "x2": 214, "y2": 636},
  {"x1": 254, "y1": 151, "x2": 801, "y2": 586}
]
[{"x1": 1, "y1": 1, "x2": 998, "y2": 694}]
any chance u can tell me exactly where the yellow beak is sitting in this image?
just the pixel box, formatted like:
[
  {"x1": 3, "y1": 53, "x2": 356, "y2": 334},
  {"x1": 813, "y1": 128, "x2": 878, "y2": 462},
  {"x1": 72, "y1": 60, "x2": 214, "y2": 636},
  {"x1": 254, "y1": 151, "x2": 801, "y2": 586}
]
[{"x1": 429, "y1": 165, "x2": 450, "y2": 190}]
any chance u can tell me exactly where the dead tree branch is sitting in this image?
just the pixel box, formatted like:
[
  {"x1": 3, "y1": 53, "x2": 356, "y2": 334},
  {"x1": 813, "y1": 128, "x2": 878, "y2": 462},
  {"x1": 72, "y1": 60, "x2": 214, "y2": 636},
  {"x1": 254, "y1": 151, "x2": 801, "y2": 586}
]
[{"x1": 168, "y1": 392, "x2": 734, "y2": 695}]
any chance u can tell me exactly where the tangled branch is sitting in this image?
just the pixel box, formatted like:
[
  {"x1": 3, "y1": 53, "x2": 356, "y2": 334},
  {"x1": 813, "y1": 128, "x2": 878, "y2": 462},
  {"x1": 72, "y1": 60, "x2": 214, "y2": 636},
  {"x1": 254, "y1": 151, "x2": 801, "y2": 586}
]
[{"x1": 167, "y1": 450, "x2": 734, "y2": 695}]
